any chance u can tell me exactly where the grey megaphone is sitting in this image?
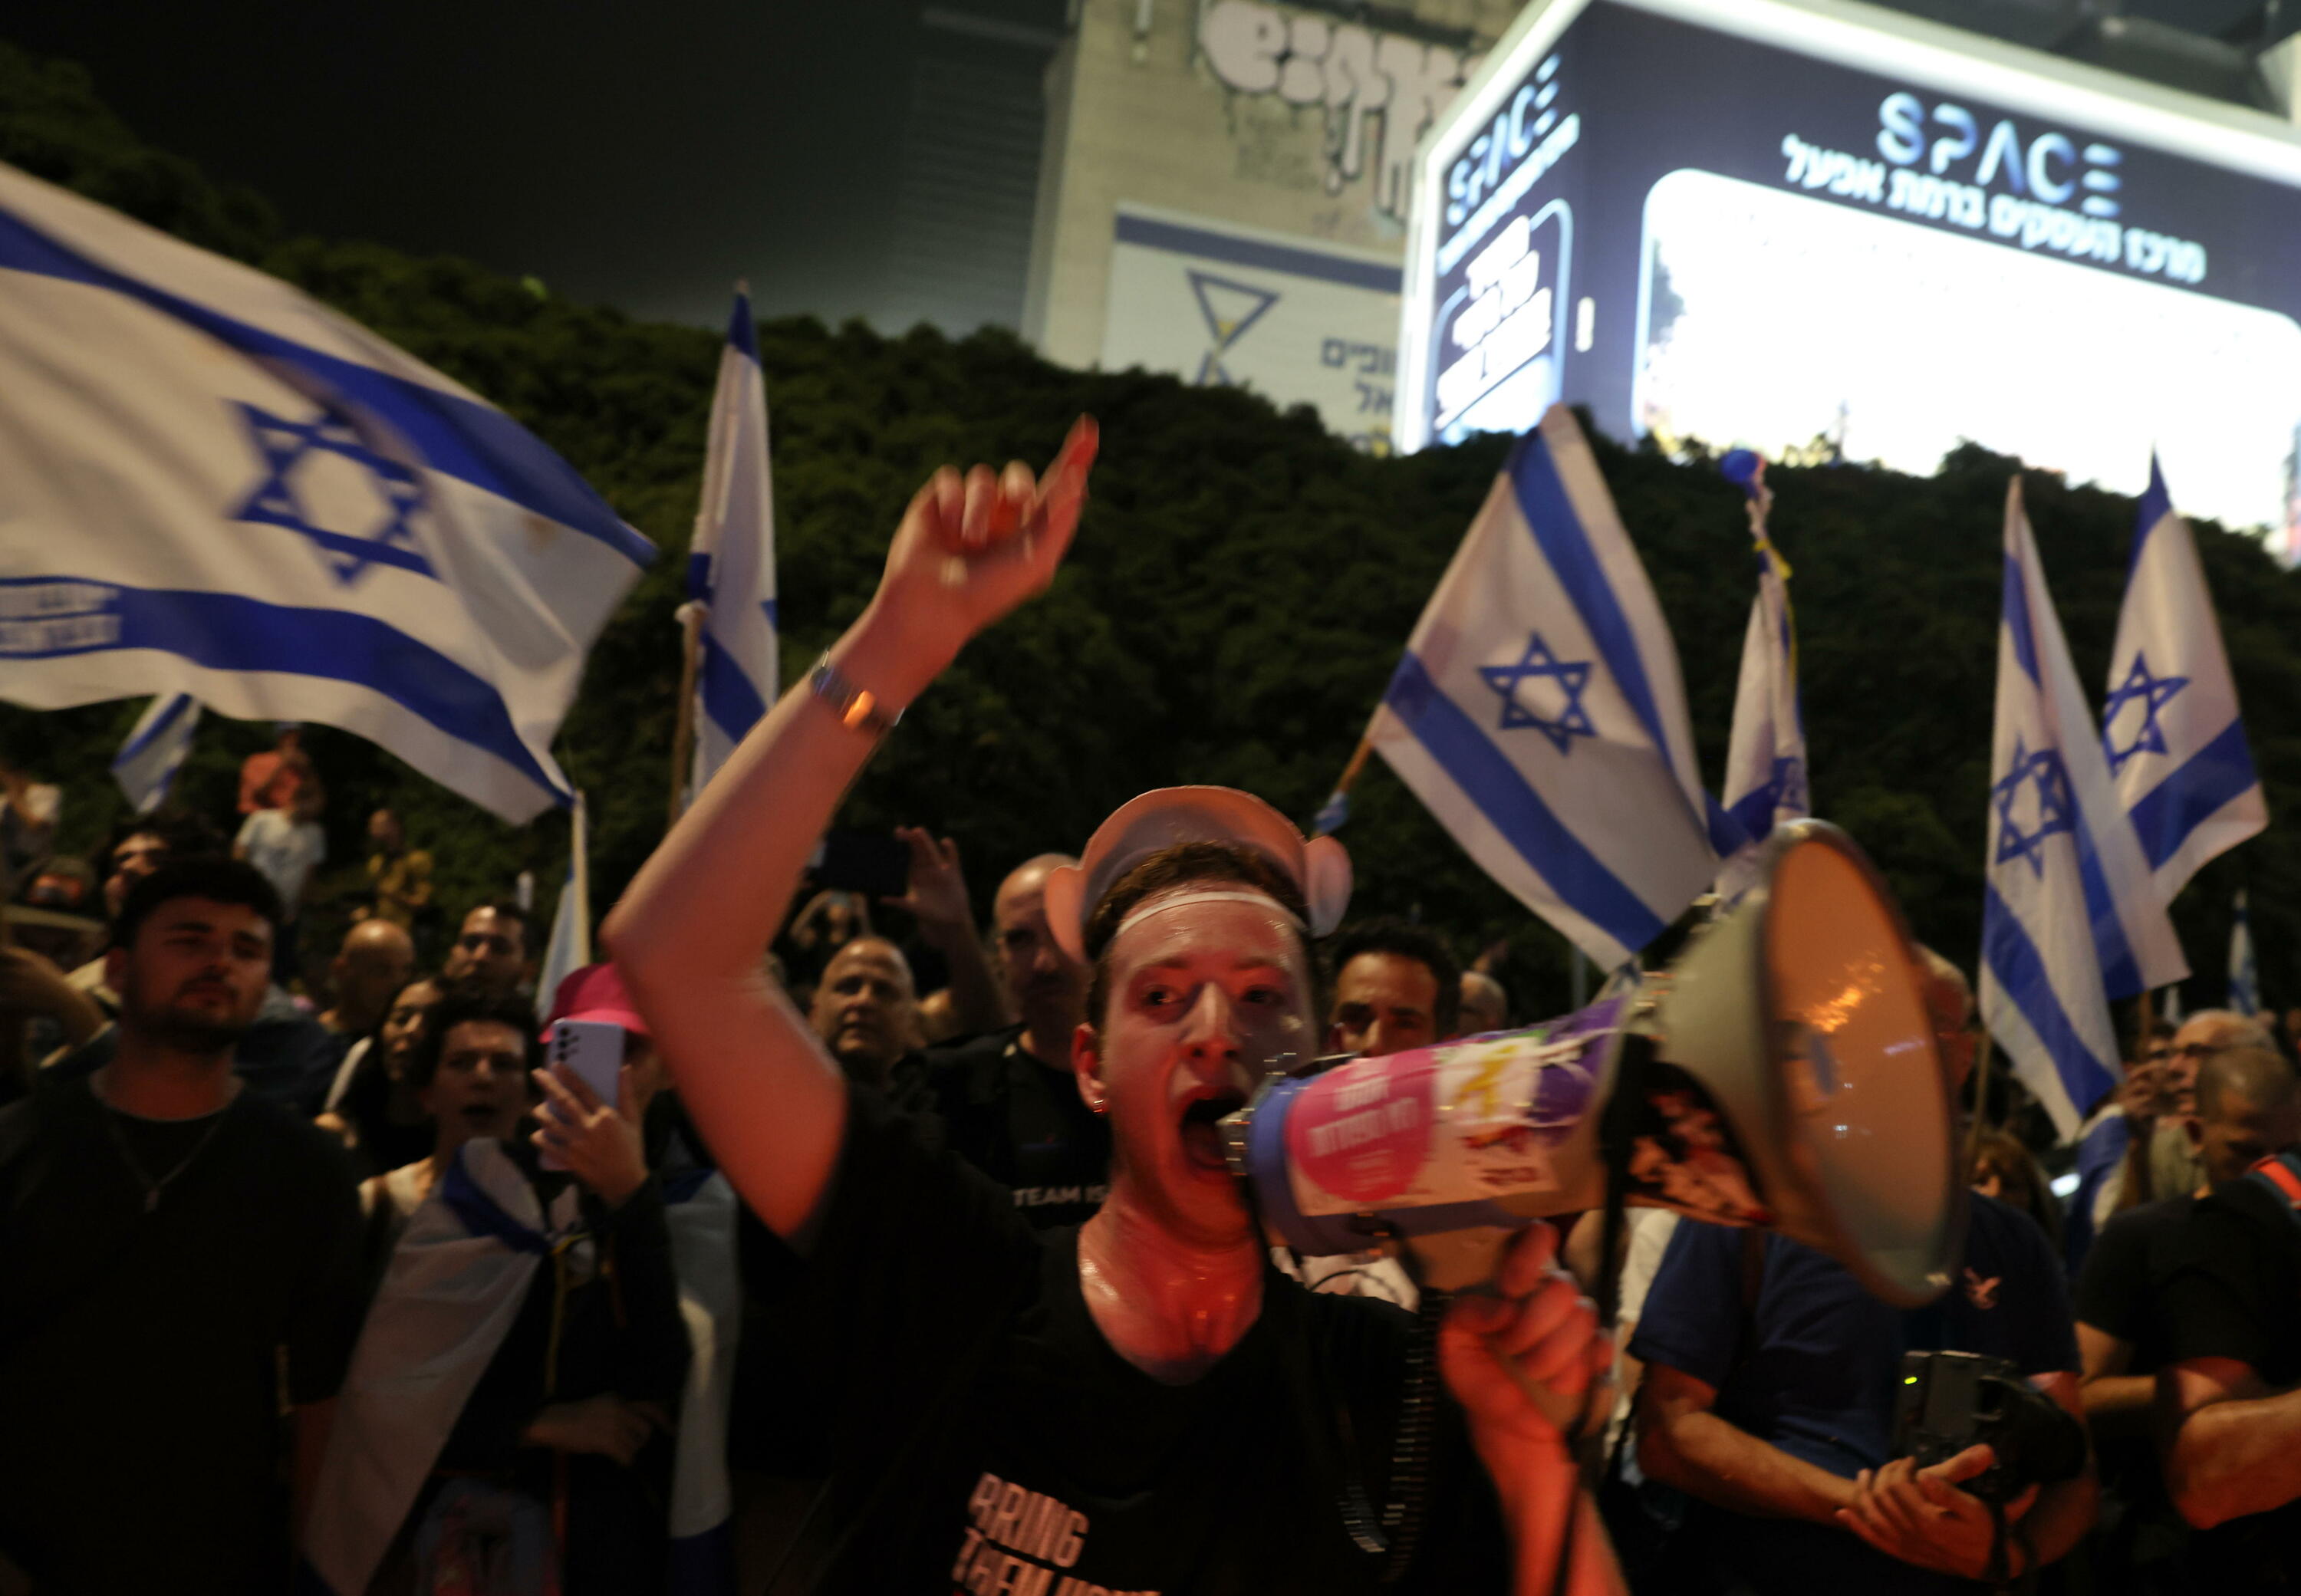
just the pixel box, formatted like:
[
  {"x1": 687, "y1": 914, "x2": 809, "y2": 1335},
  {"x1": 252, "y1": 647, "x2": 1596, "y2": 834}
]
[{"x1": 1220, "y1": 821, "x2": 1963, "y2": 1305}]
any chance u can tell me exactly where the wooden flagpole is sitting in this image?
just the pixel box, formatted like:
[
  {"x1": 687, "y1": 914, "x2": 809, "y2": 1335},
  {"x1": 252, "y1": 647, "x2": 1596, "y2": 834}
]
[{"x1": 667, "y1": 603, "x2": 703, "y2": 831}]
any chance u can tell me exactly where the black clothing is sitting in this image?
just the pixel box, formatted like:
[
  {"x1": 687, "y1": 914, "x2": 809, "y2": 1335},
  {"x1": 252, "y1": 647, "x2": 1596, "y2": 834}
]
[
  {"x1": 2158, "y1": 1173, "x2": 2301, "y2": 1591},
  {"x1": 419, "y1": 1140, "x2": 693, "y2": 1594},
  {"x1": 331, "y1": 1040, "x2": 435, "y2": 1180},
  {"x1": 0, "y1": 1071, "x2": 364, "y2": 1595},
  {"x1": 787, "y1": 1083, "x2": 1508, "y2": 1594},
  {"x1": 923, "y1": 1023, "x2": 1111, "y2": 1229},
  {"x1": 2073, "y1": 1196, "x2": 2195, "y2": 1591}
]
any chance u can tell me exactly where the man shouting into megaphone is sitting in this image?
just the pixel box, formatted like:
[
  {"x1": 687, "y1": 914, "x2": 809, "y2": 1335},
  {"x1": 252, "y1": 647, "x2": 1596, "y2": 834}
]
[{"x1": 606, "y1": 418, "x2": 1623, "y2": 1594}]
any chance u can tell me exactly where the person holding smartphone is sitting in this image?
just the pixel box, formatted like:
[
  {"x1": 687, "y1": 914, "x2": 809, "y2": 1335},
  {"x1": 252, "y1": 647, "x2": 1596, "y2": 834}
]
[
  {"x1": 605, "y1": 419, "x2": 1621, "y2": 1595},
  {"x1": 306, "y1": 990, "x2": 690, "y2": 1596}
]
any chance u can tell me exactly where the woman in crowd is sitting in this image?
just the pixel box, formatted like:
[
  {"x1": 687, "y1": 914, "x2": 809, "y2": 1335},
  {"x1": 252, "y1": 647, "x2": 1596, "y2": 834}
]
[
  {"x1": 319, "y1": 973, "x2": 444, "y2": 1180},
  {"x1": 305, "y1": 989, "x2": 691, "y2": 1596}
]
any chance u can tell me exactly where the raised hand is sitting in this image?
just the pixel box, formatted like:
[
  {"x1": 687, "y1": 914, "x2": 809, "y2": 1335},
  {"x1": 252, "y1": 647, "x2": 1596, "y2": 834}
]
[
  {"x1": 532, "y1": 1061, "x2": 648, "y2": 1208},
  {"x1": 885, "y1": 827, "x2": 973, "y2": 940},
  {"x1": 857, "y1": 416, "x2": 1098, "y2": 702}
]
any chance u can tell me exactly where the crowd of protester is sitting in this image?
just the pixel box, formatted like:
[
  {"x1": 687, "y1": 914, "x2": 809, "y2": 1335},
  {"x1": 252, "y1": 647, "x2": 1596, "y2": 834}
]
[{"x1": 5, "y1": 440, "x2": 2301, "y2": 1595}]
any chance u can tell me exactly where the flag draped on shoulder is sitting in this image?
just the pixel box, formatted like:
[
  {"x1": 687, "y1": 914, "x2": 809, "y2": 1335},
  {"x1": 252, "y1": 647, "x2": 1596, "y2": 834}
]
[
  {"x1": 1982, "y1": 479, "x2": 2188, "y2": 1137},
  {"x1": 1368, "y1": 403, "x2": 1722, "y2": 968},
  {"x1": 1718, "y1": 450, "x2": 1807, "y2": 843},
  {"x1": 2229, "y1": 888, "x2": 2260, "y2": 1016},
  {"x1": 110, "y1": 693, "x2": 201, "y2": 814},
  {"x1": 2104, "y1": 457, "x2": 2266, "y2": 900},
  {"x1": 686, "y1": 289, "x2": 778, "y2": 795},
  {"x1": 535, "y1": 790, "x2": 591, "y2": 1023},
  {"x1": 0, "y1": 161, "x2": 651, "y2": 823}
]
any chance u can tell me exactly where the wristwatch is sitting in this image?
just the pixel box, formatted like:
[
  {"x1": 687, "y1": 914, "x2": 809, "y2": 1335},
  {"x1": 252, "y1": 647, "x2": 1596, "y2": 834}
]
[{"x1": 808, "y1": 653, "x2": 904, "y2": 735}]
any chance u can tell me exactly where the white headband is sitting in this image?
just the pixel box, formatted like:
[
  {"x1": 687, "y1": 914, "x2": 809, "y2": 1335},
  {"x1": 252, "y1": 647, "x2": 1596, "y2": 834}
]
[{"x1": 1113, "y1": 887, "x2": 1305, "y2": 943}]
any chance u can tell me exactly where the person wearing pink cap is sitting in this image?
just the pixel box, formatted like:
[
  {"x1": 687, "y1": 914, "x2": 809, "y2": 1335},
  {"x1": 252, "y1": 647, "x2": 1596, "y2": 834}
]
[{"x1": 607, "y1": 421, "x2": 1622, "y2": 1594}]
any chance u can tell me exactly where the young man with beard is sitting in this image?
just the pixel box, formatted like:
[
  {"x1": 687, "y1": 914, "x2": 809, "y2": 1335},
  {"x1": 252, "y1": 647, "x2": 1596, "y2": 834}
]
[
  {"x1": 608, "y1": 420, "x2": 1621, "y2": 1594},
  {"x1": 922, "y1": 853, "x2": 1112, "y2": 1228},
  {"x1": 0, "y1": 857, "x2": 364, "y2": 1595}
]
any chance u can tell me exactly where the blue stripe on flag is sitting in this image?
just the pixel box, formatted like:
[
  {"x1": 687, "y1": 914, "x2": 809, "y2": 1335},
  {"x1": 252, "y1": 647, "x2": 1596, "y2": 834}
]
[
  {"x1": 2002, "y1": 554, "x2": 2041, "y2": 684},
  {"x1": 697, "y1": 630, "x2": 767, "y2": 747},
  {"x1": 1706, "y1": 791, "x2": 1751, "y2": 858},
  {"x1": 115, "y1": 692, "x2": 197, "y2": 763},
  {"x1": 1507, "y1": 433, "x2": 1682, "y2": 783},
  {"x1": 1384, "y1": 653, "x2": 1667, "y2": 955},
  {"x1": 1983, "y1": 882, "x2": 2118, "y2": 1115},
  {"x1": 2069, "y1": 808, "x2": 2144, "y2": 999},
  {"x1": 0, "y1": 577, "x2": 568, "y2": 803},
  {"x1": 2128, "y1": 719, "x2": 2260, "y2": 870},
  {"x1": 0, "y1": 207, "x2": 653, "y2": 569},
  {"x1": 685, "y1": 550, "x2": 713, "y2": 604},
  {"x1": 2129, "y1": 457, "x2": 2173, "y2": 580},
  {"x1": 726, "y1": 295, "x2": 759, "y2": 364}
]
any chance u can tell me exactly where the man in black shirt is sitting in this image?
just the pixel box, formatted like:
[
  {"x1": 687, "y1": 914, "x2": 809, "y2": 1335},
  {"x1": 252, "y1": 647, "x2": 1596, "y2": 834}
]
[
  {"x1": 923, "y1": 853, "x2": 1111, "y2": 1227},
  {"x1": 610, "y1": 424, "x2": 1624, "y2": 1594},
  {"x1": 2155, "y1": 1049, "x2": 2301, "y2": 1588},
  {"x1": 2076, "y1": 1045, "x2": 2296, "y2": 1591},
  {"x1": 0, "y1": 857, "x2": 364, "y2": 1594}
]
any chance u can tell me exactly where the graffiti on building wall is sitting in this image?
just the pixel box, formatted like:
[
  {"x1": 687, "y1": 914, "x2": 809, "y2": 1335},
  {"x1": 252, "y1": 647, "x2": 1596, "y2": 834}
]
[{"x1": 1197, "y1": 0, "x2": 1483, "y2": 223}]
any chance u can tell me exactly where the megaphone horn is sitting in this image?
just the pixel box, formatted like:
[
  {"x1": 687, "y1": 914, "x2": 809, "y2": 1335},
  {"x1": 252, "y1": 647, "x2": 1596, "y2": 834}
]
[{"x1": 1220, "y1": 820, "x2": 1962, "y2": 1306}]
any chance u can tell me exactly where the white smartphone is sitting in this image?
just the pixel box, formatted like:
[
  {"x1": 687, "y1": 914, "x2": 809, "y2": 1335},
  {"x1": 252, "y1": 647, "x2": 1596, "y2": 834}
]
[{"x1": 542, "y1": 1018, "x2": 624, "y2": 1170}]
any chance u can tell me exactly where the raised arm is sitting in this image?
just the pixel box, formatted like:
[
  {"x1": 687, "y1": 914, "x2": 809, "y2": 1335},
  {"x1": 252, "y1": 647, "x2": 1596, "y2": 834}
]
[{"x1": 603, "y1": 420, "x2": 1096, "y2": 1239}]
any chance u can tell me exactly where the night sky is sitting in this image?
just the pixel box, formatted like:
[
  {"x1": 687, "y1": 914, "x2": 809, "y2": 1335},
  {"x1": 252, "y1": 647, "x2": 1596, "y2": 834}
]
[
  {"x1": 5, "y1": 0, "x2": 2271, "y2": 333},
  {"x1": 5, "y1": 0, "x2": 1060, "y2": 329}
]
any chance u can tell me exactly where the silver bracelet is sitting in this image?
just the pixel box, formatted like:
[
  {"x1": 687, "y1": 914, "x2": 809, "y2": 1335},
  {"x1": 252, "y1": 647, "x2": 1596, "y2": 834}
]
[{"x1": 808, "y1": 653, "x2": 903, "y2": 735}]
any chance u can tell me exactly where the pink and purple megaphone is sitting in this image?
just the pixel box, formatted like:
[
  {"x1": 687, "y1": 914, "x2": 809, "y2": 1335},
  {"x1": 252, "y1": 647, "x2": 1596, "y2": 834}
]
[{"x1": 1220, "y1": 821, "x2": 1964, "y2": 1305}]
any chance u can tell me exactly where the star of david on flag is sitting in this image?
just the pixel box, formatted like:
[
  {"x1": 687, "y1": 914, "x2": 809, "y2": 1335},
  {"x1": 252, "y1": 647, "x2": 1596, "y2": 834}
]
[
  {"x1": 2104, "y1": 456, "x2": 2266, "y2": 900},
  {"x1": 1367, "y1": 404, "x2": 1726, "y2": 969},
  {"x1": 0, "y1": 160, "x2": 650, "y2": 823},
  {"x1": 232, "y1": 403, "x2": 433, "y2": 584},
  {"x1": 2101, "y1": 653, "x2": 2187, "y2": 775},
  {"x1": 1479, "y1": 632, "x2": 1596, "y2": 753},
  {"x1": 1991, "y1": 737, "x2": 2076, "y2": 877},
  {"x1": 1981, "y1": 479, "x2": 2187, "y2": 1139}
]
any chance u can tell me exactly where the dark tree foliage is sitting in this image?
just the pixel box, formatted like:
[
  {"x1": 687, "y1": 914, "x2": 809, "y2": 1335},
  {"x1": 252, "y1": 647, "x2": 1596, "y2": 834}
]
[{"x1": 5, "y1": 39, "x2": 2299, "y2": 1021}]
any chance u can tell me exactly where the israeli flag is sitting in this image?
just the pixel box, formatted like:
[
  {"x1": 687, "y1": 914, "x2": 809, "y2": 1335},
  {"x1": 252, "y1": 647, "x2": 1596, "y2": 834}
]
[
  {"x1": 0, "y1": 162, "x2": 650, "y2": 824},
  {"x1": 2105, "y1": 457, "x2": 2267, "y2": 902},
  {"x1": 109, "y1": 692, "x2": 202, "y2": 814},
  {"x1": 687, "y1": 289, "x2": 778, "y2": 795},
  {"x1": 2229, "y1": 888, "x2": 2260, "y2": 1016},
  {"x1": 1983, "y1": 479, "x2": 2189, "y2": 1137},
  {"x1": 1718, "y1": 450, "x2": 1808, "y2": 842},
  {"x1": 1368, "y1": 404, "x2": 1723, "y2": 968},
  {"x1": 534, "y1": 790, "x2": 591, "y2": 1024}
]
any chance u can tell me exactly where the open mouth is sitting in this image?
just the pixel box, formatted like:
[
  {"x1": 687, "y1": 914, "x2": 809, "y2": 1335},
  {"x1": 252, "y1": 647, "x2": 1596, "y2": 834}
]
[{"x1": 1178, "y1": 1091, "x2": 1248, "y2": 1171}]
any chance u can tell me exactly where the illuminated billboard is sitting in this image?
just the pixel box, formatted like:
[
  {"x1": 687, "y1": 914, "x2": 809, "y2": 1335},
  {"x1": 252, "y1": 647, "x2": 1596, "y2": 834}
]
[{"x1": 1397, "y1": 0, "x2": 2301, "y2": 550}]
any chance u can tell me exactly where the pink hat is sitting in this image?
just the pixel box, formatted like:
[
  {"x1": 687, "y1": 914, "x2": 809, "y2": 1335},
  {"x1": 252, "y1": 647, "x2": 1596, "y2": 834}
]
[{"x1": 542, "y1": 961, "x2": 650, "y2": 1038}]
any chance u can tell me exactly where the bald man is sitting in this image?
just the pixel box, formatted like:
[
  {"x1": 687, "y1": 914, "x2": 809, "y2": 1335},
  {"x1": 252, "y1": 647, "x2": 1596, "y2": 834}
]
[
  {"x1": 808, "y1": 936, "x2": 927, "y2": 1094},
  {"x1": 1460, "y1": 969, "x2": 1509, "y2": 1036},
  {"x1": 318, "y1": 918, "x2": 416, "y2": 1038},
  {"x1": 2119, "y1": 1010, "x2": 2277, "y2": 1212},
  {"x1": 920, "y1": 854, "x2": 1110, "y2": 1228}
]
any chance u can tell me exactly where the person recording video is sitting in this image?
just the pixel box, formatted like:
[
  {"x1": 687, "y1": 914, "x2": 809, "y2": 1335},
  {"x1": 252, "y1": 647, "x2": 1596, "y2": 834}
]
[{"x1": 606, "y1": 418, "x2": 1623, "y2": 1594}]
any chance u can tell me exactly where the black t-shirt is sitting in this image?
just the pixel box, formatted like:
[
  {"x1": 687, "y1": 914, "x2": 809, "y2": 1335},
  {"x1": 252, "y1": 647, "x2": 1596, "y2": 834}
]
[
  {"x1": 0, "y1": 1071, "x2": 365, "y2": 1595},
  {"x1": 922, "y1": 1024, "x2": 1112, "y2": 1229},
  {"x1": 2158, "y1": 1172, "x2": 2301, "y2": 1590},
  {"x1": 2072, "y1": 1196, "x2": 2192, "y2": 1529},
  {"x1": 788, "y1": 1084, "x2": 1508, "y2": 1594}
]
